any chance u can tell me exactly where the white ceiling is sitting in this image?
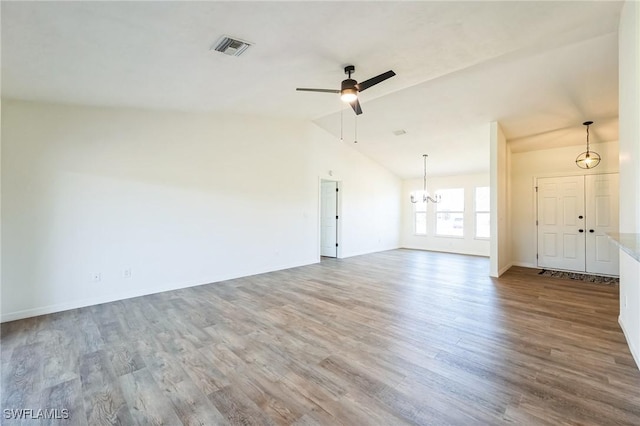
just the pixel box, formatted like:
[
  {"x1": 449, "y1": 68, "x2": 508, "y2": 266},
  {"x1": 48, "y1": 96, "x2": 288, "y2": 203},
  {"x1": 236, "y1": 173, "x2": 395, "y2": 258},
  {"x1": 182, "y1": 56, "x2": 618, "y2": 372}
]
[{"x1": 1, "y1": 1, "x2": 623, "y2": 179}]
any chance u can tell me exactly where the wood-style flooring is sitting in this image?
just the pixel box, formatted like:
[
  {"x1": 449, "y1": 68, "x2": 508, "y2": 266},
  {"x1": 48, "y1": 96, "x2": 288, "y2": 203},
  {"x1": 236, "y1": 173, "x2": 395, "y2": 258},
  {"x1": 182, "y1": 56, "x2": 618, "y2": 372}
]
[{"x1": 2, "y1": 249, "x2": 639, "y2": 425}]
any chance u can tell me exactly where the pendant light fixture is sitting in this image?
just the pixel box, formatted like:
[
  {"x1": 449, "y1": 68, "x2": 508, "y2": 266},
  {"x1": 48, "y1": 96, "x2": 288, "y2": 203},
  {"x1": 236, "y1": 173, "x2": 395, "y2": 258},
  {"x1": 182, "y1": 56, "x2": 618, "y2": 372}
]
[
  {"x1": 575, "y1": 121, "x2": 601, "y2": 169},
  {"x1": 410, "y1": 154, "x2": 440, "y2": 204}
]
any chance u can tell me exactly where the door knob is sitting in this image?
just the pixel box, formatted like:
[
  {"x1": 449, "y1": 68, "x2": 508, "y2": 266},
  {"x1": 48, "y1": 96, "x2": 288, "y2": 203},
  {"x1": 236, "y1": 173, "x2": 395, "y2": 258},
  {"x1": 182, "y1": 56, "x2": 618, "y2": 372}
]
[
  {"x1": 579, "y1": 229, "x2": 584, "y2": 233},
  {"x1": 589, "y1": 229, "x2": 595, "y2": 233}
]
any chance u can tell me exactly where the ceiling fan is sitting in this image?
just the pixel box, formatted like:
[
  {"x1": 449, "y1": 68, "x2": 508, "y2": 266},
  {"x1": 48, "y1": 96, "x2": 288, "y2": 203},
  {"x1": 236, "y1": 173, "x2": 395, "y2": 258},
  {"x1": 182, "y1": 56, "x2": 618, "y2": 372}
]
[{"x1": 296, "y1": 65, "x2": 396, "y2": 115}]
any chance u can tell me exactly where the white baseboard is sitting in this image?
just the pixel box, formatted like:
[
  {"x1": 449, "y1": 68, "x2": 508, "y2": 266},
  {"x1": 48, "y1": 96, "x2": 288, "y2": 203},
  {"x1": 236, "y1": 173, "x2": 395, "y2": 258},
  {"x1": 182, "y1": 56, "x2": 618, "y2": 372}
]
[
  {"x1": 619, "y1": 316, "x2": 640, "y2": 370},
  {"x1": 1, "y1": 258, "x2": 318, "y2": 323},
  {"x1": 399, "y1": 246, "x2": 489, "y2": 258},
  {"x1": 341, "y1": 244, "x2": 401, "y2": 259},
  {"x1": 497, "y1": 262, "x2": 513, "y2": 277},
  {"x1": 511, "y1": 261, "x2": 538, "y2": 269}
]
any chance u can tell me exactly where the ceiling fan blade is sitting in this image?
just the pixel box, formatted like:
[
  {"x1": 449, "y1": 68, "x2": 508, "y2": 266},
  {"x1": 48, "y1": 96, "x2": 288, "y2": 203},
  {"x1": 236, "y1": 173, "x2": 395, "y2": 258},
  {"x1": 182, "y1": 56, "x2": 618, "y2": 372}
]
[
  {"x1": 296, "y1": 88, "x2": 340, "y2": 94},
  {"x1": 350, "y1": 98, "x2": 363, "y2": 115},
  {"x1": 357, "y1": 70, "x2": 396, "y2": 92}
]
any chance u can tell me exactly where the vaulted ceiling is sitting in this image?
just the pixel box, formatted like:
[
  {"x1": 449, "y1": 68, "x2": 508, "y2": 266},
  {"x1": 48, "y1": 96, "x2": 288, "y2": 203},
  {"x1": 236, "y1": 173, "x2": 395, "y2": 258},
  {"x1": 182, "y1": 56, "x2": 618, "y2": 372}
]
[{"x1": 1, "y1": 1, "x2": 622, "y2": 178}]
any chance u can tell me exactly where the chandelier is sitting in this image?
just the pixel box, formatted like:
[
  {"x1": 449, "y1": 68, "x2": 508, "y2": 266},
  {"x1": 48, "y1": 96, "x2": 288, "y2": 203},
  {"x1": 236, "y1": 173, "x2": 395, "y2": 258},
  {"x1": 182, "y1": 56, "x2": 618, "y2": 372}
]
[{"x1": 410, "y1": 154, "x2": 440, "y2": 204}]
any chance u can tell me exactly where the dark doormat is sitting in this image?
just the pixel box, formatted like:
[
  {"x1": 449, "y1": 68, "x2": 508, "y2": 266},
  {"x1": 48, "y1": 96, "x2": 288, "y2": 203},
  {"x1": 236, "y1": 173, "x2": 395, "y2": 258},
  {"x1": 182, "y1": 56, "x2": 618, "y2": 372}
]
[{"x1": 538, "y1": 269, "x2": 619, "y2": 285}]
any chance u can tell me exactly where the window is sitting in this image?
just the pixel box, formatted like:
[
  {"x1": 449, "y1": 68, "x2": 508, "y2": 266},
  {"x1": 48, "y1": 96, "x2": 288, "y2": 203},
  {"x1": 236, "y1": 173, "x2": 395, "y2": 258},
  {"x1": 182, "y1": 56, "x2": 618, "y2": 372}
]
[
  {"x1": 436, "y1": 188, "x2": 464, "y2": 236},
  {"x1": 412, "y1": 191, "x2": 427, "y2": 235},
  {"x1": 475, "y1": 187, "x2": 490, "y2": 239}
]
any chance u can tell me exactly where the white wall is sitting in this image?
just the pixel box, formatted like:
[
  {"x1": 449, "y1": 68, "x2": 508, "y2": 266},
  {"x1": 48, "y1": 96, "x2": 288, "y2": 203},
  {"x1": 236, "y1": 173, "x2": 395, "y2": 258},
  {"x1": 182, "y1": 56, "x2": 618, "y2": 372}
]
[
  {"x1": 1, "y1": 99, "x2": 402, "y2": 322},
  {"x1": 510, "y1": 141, "x2": 619, "y2": 268},
  {"x1": 618, "y1": 0, "x2": 640, "y2": 368},
  {"x1": 490, "y1": 121, "x2": 511, "y2": 277},
  {"x1": 401, "y1": 173, "x2": 490, "y2": 256},
  {"x1": 307, "y1": 125, "x2": 402, "y2": 258},
  {"x1": 0, "y1": 99, "x2": 3, "y2": 321}
]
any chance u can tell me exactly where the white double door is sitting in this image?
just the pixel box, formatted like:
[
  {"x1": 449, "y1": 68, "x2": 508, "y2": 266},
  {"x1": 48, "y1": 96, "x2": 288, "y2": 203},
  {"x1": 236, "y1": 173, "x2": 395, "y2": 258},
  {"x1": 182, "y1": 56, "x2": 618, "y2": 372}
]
[{"x1": 537, "y1": 173, "x2": 619, "y2": 276}]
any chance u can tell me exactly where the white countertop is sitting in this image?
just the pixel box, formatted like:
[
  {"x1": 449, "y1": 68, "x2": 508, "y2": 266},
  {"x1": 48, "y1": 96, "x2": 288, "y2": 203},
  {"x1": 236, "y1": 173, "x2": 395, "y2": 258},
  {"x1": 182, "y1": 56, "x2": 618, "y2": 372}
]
[{"x1": 607, "y1": 233, "x2": 640, "y2": 262}]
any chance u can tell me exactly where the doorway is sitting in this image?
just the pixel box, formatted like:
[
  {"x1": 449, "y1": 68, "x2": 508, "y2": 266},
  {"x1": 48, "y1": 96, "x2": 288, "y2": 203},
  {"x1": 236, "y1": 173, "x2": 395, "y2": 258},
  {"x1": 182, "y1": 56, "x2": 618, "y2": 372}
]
[
  {"x1": 536, "y1": 173, "x2": 619, "y2": 276},
  {"x1": 320, "y1": 180, "x2": 340, "y2": 258}
]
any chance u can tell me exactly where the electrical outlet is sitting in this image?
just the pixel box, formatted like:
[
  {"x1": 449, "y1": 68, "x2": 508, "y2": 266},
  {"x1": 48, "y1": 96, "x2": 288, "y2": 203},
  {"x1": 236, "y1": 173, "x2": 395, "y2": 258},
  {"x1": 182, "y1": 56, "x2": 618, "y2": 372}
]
[
  {"x1": 123, "y1": 268, "x2": 132, "y2": 278},
  {"x1": 91, "y1": 273, "x2": 101, "y2": 282}
]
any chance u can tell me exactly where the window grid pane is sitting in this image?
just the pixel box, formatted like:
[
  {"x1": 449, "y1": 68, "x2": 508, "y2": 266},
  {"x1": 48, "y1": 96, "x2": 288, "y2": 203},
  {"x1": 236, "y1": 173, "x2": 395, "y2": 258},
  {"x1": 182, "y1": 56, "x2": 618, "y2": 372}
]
[
  {"x1": 436, "y1": 212, "x2": 464, "y2": 236},
  {"x1": 415, "y1": 212, "x2": 427, "y2": 235},
  {"x1": 475, "y1": 187, "x2": 490, "y2": 238},
  {"x1": 412, "y1": 191, "x2": 427, "y2": 212},
  {"x1": 475, "y1": 187, "x2": 490, "y2": 211},
  {"x1": 436, "y1": 188, "x2": 464, "y2": 236},
  {"x1": 436, "y1": 188, "x2": 464, "y2": 212},
  {"x1": 475, "y1": 212, "x2": 490, "y2": 238}
]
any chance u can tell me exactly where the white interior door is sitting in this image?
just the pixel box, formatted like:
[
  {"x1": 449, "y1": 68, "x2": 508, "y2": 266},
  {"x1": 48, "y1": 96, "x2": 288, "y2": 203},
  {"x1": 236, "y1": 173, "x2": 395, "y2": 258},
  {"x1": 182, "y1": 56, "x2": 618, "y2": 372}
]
[
  {"x1": 320, "y1": 180, "x2": 338, "y2": 257},
  {"x1": 537, "y1": 176, "x2": 586, "y2": 272},
  {"x1": 585, "y1": 173, "x2": 619, "y2": 275}
]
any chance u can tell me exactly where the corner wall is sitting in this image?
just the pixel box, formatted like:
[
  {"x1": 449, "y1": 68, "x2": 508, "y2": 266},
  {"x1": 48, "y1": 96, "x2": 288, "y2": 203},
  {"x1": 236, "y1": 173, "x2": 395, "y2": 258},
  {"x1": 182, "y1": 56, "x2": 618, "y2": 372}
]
[
  {"x1": 1, "y1": 100, "x2": 401, "y2": 322},
  {"x1": 490, "y1": 121, "x2": 510, "y2": 277},
  {"x1": 618, "y1": 0, "x2": 640, "y2": 368}
]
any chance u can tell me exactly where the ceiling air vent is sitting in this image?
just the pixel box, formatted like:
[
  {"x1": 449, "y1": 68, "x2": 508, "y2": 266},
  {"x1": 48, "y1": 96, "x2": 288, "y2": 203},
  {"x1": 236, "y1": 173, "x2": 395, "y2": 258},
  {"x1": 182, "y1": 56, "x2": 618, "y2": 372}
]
[{"x1": 212, "y1": 36, "x2": 252, "y2": 57}]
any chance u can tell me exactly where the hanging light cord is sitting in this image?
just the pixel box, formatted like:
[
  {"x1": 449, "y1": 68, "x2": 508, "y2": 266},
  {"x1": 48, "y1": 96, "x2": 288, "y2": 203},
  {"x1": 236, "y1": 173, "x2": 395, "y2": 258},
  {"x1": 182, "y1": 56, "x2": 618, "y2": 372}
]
[
  {"x1": 585, "y1": 123, "x2": 590, "y2": 154},
  {"x1": 423, "y1": 155, "x2": 440, "y2": 203},
  {"x1": 340, "y1": 106, "x2": 344, "y2": 142},
  {"x1": 422, "y1": 154, "x2": 427, "y2": 194}
]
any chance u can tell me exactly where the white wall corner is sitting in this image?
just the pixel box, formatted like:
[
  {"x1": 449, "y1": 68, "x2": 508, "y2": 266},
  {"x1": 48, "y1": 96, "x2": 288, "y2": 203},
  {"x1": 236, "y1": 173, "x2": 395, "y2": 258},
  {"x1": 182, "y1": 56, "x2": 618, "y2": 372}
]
[
  {"x1": 617, "y1": 0, "x2": 640, "y2": 370},
  {"x1": 619, "y1": 315, "x2": 640, "y2": 370},
  {"x1": 490, "y1": 121, "x2": 510, "y2": 277}
]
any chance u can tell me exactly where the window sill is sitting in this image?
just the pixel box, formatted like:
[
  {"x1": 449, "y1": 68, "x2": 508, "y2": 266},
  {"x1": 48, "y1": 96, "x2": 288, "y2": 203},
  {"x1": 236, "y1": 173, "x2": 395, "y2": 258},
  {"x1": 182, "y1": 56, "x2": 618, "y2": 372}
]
[{"x1": 434, "y1": 234, "x2": 465, "y2": 239}]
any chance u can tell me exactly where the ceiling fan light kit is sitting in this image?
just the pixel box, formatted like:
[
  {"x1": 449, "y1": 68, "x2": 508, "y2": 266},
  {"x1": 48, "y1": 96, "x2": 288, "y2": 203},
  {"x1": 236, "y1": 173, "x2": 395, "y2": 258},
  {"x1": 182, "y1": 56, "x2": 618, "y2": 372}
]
[
  {"x1": 296, "y1": 65, "x2": 396, "y2": 115},
  {"x1": 575, "y1": 120, "x2": 601, "y2": 169},
  {"x1": 340, "y1": 65, "x2": 358, "y2": 103},
  {"x1": 340, "y1": 87, "x2": 358, "y2": 103}
]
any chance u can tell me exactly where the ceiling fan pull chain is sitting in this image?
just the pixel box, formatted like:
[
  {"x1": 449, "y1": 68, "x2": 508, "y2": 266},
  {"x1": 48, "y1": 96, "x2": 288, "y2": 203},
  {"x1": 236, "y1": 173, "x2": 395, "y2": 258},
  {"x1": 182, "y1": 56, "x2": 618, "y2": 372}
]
[
  {"x1": 354, "y1": 114, "x2": 358, "y2": 143},
  {"x1": 340, "y1": 106, "x2": 344, "y2": 142},
  {"x1": 423, "y1": 154, "x2": 427, "y2": 194}
]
